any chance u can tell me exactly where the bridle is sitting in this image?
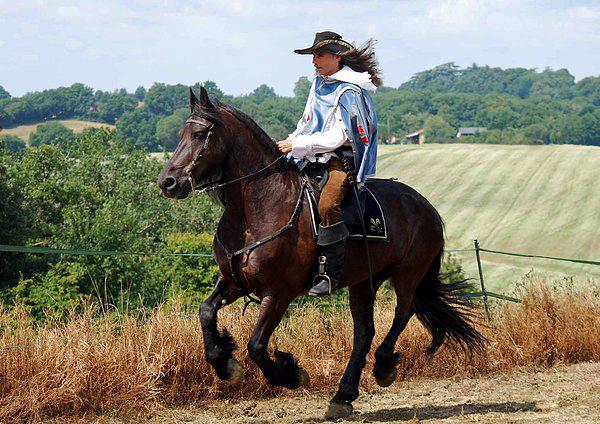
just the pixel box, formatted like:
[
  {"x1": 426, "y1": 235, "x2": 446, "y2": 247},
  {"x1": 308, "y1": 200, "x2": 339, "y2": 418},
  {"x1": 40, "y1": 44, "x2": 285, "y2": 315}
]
[{"x1": 182, "y1": 117, "x2": 285, "y2": 195}]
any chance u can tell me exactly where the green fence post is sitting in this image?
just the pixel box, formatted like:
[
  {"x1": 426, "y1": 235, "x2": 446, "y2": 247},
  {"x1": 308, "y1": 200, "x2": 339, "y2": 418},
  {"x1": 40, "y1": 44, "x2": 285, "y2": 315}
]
[{"x1": 474, "y1": 238, "x2": 491, "y2": 320}]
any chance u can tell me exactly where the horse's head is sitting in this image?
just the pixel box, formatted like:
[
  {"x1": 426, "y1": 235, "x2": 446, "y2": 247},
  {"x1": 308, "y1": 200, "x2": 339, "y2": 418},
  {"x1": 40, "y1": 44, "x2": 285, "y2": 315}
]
[{"x1": 157, "y1": 87, "x2": 228, "y2": 199}]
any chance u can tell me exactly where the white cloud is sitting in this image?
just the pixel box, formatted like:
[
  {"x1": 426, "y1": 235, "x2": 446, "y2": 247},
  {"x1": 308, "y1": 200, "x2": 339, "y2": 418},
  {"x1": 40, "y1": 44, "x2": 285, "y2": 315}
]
[{"x1": 0, "y1": 0, "x2": 598, "y2": 97}]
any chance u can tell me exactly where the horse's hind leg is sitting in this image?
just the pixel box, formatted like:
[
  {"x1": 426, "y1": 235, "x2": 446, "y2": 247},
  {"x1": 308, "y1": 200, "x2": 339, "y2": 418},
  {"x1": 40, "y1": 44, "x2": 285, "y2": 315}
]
[
  {"x1": 199, "y1": 277, "x2": 244, "y2": 385},
  {"x1": 247, "y1": 295, "x2": 310, "y2": 389},
  {"x1": 327, "y1": 280, "x2": 375, "y2": 420},
  {"x1": 373, "y1": 261, "x2": 428, "y2": 387}
]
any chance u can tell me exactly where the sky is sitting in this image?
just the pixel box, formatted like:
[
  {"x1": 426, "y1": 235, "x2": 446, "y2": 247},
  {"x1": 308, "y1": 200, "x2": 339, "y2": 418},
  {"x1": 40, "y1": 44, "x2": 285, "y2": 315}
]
[{"x1": 1, "y1": 0, "x2": 599, "y2": 98}]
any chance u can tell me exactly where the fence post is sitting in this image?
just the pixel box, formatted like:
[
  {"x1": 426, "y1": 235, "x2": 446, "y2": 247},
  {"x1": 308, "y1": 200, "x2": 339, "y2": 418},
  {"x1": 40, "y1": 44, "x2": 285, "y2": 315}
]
[{"x1": 473, "y1": 238, "x2": 491, "y2": 320}]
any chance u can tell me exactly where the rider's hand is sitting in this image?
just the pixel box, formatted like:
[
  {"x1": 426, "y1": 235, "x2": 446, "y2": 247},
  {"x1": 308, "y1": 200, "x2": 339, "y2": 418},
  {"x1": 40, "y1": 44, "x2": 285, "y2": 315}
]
[{"x1": 276, "y1": 140, "x2": 292, "y2": 154}]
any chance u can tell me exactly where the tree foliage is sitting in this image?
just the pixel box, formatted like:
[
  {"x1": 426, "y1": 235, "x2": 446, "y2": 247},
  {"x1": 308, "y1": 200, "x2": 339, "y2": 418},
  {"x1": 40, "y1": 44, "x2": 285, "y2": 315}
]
[
  {"x1": 1, "y1": 64, "x2": 598, "y2": 148},
  {"x1": 0, "y1": 134, "x2": 26, "y2": 152},
  {"x1": 29, "y1": 122, "x2": 74, "y2": 147},
  {"x1": 1, "y1": 128, "x2": 221, "y2": 314},
  {"x1": 0, "y1": 85, "x2": 10, "y2": 100}
]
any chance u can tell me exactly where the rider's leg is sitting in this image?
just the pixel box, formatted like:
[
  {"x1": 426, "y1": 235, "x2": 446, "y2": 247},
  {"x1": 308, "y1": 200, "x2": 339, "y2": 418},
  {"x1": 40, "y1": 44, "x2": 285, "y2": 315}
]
[{"x1": 310, "y1": 157, "x2": 349, "y2": 296}]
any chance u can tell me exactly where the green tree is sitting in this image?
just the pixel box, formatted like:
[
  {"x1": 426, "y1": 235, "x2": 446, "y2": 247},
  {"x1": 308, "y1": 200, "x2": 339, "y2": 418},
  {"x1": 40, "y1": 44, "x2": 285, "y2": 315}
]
[
  {"x1": 0, "y1": 134, "x2": 26, "y2": 152},
  {"x1": 423, "y1": 115, "x2": 454, "y2": 143},
  {"x1": 249, "y1": 84, "x2": 278, "y2": 103},
  {"x1": 156, "y1": 108, "x2": 189, "y2": 151},
  {"x1": 0, "y1": 85, "x2": 10, "y2": 100},
  {"x1": 95, "y1": 92, "x2": 137, "y2": 123},
  {"x1": 522, "y1": 123, "x2": 549, "y2": 145},
  {"x1": 0, "y1": 145, "x2": 30, "y2": 286},
  {"x1": 200, "y1": 80, "x2": 225, "y2": 99},
  {"x1": 293, "y1": 76, "x2": 311, "y2": 102},
  {"x1": 574, "y1": 76, "x2": 600, "y2": 106},
  {"x1": 401, "y1": 62, "x2": 461, "y2": 92},
  {"x1": 145, "y1": 83, "x2": 189, "y2": 115},
  {"x1": 134, "y1": 86, "x2": 146, "y2": 101},
  {"x1": 116, "y1": 108, "x2": 160, "y2": 150},
  {"x1": 529, "y1": 68, "x2": 575, "y2": 99},
  {"x1": 29, "y1": 122, "x2": 74, "y2": 147}
]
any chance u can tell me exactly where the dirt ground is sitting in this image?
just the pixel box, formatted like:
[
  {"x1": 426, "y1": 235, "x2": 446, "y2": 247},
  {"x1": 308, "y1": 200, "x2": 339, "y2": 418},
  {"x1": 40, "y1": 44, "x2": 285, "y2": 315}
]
[
  {"x1": 118, "y1": 362, "x2": 598, "y2": 424},
  {"x1": 71, "y1": 362, "x2": 596, "y2": 424}
]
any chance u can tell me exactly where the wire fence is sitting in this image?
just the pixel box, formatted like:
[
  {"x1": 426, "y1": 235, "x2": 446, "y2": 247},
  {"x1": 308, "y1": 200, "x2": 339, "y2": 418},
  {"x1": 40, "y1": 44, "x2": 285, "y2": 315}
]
[{"x1": 1, "y1": 239, "x2": 598, "y2": 320}]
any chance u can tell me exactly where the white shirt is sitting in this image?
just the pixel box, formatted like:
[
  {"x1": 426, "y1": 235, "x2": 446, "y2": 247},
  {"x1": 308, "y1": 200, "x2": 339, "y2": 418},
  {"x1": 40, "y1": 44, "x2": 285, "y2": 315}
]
[
  {"x1": 286, "y1": 65, "x2": 376, "y2": 163},
  {"x1": 289, "y1": 107, "x2": 349, "y2": 162}
]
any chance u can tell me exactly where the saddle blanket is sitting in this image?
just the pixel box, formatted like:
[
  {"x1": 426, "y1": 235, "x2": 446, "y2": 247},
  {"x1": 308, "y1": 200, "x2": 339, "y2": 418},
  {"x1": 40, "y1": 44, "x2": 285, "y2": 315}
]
[{"x1": 305, "y1": 181, "x2": 389, "y2": 241}]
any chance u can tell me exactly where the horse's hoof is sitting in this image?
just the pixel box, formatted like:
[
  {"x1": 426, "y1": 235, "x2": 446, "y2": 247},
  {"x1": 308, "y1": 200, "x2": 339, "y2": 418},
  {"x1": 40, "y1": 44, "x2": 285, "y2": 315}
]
[
  {"x1": 375, "y1": 367, "x2": 397, "y2": 387},
  {"x1": 325, "y1": 402, "x2": 353, "y2": 420},
  {"x1": 298, "y1": 368, "x2": 310, "y2": 387},
  {"x1": 225, "y1": 358, "x2": 243, "y2": 386}
]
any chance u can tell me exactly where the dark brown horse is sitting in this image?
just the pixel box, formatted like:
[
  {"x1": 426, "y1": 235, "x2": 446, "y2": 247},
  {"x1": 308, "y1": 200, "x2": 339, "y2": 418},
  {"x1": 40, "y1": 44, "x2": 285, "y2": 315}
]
[{"x1": 157, "y1": 87, "x2": 484, "y2": 419}]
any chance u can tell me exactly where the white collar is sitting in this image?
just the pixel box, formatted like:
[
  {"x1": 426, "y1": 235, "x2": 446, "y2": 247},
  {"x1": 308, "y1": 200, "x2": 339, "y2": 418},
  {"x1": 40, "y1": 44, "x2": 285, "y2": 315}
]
[{"x1": 324, "y1": 65, "x2": 377, "y2": 92}]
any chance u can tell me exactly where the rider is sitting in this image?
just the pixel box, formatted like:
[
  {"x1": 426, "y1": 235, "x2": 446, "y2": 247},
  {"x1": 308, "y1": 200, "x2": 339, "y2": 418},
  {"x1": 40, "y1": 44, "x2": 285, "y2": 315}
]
[{"x1": 277, "y1": 31, "x2": 381, "y2": 296}]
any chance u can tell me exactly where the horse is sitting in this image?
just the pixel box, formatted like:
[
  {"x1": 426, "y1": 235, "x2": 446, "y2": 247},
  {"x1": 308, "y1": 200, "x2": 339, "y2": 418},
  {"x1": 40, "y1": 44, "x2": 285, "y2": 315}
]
[{"x1": 157, "y1": 87, "x2": 484, "y2": 419}]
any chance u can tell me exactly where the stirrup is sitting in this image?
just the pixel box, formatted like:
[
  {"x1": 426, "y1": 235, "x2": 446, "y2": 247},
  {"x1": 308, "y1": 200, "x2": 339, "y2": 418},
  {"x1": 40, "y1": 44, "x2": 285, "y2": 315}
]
[{"x1": 310, "y1": 256, "x2": 334, "y2": 296}]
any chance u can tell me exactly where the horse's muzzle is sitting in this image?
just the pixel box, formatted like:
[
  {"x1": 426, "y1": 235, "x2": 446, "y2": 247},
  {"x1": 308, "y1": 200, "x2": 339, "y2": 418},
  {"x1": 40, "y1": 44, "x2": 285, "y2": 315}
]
[{"x1": 157, "y1": 175, "x2": 191, "y2": 199}]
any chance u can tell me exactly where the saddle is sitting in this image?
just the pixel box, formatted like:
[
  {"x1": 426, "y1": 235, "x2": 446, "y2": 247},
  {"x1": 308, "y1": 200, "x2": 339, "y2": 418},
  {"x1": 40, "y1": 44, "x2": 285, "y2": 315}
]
[{"x1": 301, "y1": 162, "x2": 389, "y2": 241}]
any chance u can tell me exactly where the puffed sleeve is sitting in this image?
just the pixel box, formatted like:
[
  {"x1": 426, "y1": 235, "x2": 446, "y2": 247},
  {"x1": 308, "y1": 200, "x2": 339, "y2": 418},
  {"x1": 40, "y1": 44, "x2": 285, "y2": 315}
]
[{"x1": 289, "y1": 107, "x2": 349, "y2": 159}]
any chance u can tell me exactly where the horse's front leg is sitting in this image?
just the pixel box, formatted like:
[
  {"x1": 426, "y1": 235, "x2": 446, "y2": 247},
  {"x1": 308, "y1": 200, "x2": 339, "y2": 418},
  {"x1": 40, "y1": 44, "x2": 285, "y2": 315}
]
[
  {"x1": 247, "y1": 295, "x2": 310, "y2": 389},
  {"x1": 327, "y1": 281, "x2": 375, "y2": 419},
  {"x1": 199, "y1": 277, "x2": 243, "y2": 385}
]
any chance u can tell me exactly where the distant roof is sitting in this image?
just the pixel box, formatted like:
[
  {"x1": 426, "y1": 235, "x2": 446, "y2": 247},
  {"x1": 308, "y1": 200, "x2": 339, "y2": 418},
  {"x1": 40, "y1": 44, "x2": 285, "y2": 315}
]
[
  {"x1": 457, "y1": 127, "x2": 487, "y2": 134},
  {"x1": 405, "y1": 129, "x2": 424, "y2": 138}
]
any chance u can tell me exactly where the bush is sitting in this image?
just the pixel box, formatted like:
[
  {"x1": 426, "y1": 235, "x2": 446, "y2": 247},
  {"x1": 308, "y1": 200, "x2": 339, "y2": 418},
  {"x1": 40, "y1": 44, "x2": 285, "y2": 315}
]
[
  {"x1": 155, "y1": 108, "x2": 189, "y2": 151},
  {"x1": 10, "y1": 262, "x2": 85, "y2": 320},
  {"x1": 29, "y1": 122, "x2": 74, "y2": 147},
  {"x1": 0, "y1": 134, "x2": 26, "y2": 152},
  {"x1": 146, "y1": 232, "x2": 220, "y2": 307}
]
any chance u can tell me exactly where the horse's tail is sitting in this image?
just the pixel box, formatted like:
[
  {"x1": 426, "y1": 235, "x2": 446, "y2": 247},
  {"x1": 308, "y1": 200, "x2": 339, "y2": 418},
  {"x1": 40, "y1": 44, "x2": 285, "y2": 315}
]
[{"x1": 413, "y1": 246, "x2": 486, "y2": 357}]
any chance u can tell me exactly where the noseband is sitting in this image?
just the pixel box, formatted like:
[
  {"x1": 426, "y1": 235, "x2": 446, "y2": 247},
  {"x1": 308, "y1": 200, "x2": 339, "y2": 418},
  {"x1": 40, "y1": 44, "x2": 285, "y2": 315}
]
[
  {"x1": 182, "y1": 116, "x2": 285, "y2": 195},
  {"x1": 183, "y1": 117, "x2": 216, "y2": 193}
]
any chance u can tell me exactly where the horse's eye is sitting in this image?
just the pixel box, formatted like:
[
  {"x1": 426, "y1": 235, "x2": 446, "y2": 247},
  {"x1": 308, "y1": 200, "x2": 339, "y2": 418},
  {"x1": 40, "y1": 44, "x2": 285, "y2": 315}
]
[{"x1": 192, "y1": 131, "x2": 204, "y2": 140}]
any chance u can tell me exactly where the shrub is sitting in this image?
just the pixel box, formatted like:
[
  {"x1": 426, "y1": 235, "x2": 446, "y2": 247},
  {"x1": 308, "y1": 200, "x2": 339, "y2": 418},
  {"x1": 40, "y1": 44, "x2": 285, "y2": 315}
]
[
  {"x1": 146, "y1": 232, "x2": 220, "y2": 307},
  {"x1": 29, "y1": 122, "x2": 74, "y2": 147},
  {"x1": 0, "y1": 134, "x2": 26, "y2": 152},
  {"x1": 10, "y1": 262, "x2": 85, "y2": 320}
]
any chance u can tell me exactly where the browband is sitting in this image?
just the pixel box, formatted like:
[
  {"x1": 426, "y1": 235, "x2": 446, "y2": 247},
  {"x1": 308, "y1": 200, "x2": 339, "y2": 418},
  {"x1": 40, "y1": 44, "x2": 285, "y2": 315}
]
[{"x1": 186, "y1": 118, "x2": 213, "y2": 127}]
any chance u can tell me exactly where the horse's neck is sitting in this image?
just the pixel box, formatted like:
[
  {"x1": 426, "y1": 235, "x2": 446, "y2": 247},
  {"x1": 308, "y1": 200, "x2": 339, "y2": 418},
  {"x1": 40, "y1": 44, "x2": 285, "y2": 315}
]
[{"x1": 220, "y1": 135, "x2": 299, "y2": 235}]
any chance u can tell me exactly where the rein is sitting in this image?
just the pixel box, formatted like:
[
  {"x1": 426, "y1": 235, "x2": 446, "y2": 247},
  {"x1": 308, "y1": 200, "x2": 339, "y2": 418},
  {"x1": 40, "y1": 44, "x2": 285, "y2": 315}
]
[{"x1": 183, "y1": 117, "x2": 285, "y2": 195}]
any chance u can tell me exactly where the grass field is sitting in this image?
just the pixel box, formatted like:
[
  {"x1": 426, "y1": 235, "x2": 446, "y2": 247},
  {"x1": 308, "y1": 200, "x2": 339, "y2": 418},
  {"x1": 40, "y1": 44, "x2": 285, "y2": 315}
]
[
  {"x1": 1, "y1": 119, "x2": 115, "y2": 143},
  {"x1": 1, "y1": 280, "x2": 597, "y2": 422},
  {"x1": 376, "y1": 143, "x2": 600, "y2": 291}
]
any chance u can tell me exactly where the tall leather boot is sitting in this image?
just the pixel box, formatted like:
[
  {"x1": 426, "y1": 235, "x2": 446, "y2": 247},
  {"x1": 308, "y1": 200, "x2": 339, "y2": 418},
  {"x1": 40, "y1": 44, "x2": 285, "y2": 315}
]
[{"x1": 309, "y1": 222, "x2": 348, "y2": 297}]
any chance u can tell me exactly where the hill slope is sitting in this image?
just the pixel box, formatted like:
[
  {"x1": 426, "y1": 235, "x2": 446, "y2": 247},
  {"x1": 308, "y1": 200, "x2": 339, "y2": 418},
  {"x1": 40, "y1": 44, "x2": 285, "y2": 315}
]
[
  {"x1": 376, "y1": 144, "x2": 600, "y2": 291},
  {"x1": 2, "y1": 119, "x2": 115, "y2": 143}
]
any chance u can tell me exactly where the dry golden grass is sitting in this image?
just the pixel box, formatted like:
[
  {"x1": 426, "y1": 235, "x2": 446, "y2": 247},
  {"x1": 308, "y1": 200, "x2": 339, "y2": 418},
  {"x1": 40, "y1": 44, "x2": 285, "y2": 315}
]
[{"x1": 0, "y1": 279, "x2": 598, "y2": 422}]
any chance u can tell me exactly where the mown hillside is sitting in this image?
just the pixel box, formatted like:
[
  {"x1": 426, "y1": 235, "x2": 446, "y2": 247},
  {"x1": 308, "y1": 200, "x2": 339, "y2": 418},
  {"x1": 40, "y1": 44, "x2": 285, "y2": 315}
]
[
  {"x1": 376, "y1": 143, "x2": 600, "y2": 291},
  {"x1": 2, "y1": 119, "x2": 114, "y2": 142}
]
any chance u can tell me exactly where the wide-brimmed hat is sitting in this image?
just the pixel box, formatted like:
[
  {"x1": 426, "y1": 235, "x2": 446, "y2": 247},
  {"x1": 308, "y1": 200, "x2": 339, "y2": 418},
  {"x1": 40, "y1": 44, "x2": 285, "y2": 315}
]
[{"x1": 294, "y1": 31, "x2": 354, "y2": 55}]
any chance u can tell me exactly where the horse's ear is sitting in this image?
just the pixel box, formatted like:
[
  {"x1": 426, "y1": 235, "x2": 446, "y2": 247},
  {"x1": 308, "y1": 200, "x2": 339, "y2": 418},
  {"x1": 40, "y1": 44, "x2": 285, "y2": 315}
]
[
  {"x1": 199, "y1": 86, "x2": 214, "y2": 109},
  {"x1": 189, "y1": 87, "x2": 198, "y2": 111}
]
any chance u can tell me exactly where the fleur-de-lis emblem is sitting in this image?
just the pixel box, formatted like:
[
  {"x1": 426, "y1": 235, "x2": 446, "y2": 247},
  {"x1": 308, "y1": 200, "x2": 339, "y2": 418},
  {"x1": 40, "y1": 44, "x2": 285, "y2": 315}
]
[{"x1": 370, "y1": 217, "x2": 382, "y2": 233}]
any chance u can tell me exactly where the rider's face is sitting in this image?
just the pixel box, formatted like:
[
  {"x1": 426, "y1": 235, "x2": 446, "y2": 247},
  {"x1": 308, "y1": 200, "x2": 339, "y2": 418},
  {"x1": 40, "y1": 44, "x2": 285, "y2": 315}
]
[{"x1": 312, "y1": 51, "x2": 342, "y2": 77}]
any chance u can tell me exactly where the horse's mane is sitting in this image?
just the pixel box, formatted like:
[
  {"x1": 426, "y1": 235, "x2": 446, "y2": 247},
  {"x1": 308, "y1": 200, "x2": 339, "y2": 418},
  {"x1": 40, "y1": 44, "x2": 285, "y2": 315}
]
[{"x1": 193, "y1": 99, "x2": 281, "y2": 158}]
